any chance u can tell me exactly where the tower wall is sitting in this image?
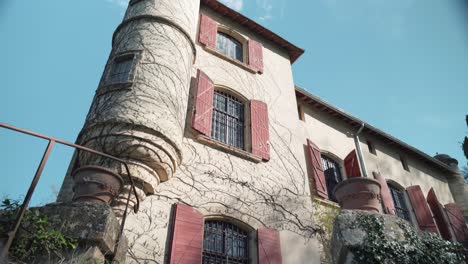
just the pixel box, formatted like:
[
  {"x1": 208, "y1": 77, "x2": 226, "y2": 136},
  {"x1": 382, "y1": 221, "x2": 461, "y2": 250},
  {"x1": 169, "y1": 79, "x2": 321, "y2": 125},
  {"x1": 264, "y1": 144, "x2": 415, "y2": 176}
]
[{"x1": 59, "y1": 0, "x2": 200, "y2": 202}]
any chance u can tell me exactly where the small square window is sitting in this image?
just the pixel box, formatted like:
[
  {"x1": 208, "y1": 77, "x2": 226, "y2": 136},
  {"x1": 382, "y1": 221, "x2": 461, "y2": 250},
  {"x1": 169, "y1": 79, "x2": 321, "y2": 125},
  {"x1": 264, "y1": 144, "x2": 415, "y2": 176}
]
[
  {"x1": 107, "y1": 54, "x2": 136, "y2": 84},
  {"x1": 216, "y1": 31, "x2": 243, "y2": 62},
  {"x1": 367, "y1": 140, "x2": 376, "y2": 155},
  {"x1": 400, "y1": 155, "x2": 410, "y2": 171},
  {"x1": 297, "y1": 104, "x2": 305, "y2": 121}
]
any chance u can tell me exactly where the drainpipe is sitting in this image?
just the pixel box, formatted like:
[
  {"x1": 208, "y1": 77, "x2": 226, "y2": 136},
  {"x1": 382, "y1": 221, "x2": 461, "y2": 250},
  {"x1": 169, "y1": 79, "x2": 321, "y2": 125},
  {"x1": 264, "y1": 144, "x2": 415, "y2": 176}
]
[{"x1": 354, "y1": 123, "x2": 369, "y2": 178}]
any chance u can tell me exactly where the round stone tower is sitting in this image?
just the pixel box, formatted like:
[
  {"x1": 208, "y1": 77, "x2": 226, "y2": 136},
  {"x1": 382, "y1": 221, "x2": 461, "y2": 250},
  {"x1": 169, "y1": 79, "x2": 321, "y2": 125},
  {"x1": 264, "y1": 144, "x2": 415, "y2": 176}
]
[{"x1": 58, "y1": 0, "x2": 200, "y2": 208}]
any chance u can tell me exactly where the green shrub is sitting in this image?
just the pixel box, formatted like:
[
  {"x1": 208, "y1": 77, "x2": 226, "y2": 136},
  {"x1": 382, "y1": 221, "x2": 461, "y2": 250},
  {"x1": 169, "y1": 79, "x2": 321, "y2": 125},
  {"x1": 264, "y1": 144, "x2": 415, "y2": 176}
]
[
  {"x1": 0, "y1": 199, "x2": 77, "y2": 263},
  {"x1": 352, "y1": 214, "x2": 466, "y2": 264}
]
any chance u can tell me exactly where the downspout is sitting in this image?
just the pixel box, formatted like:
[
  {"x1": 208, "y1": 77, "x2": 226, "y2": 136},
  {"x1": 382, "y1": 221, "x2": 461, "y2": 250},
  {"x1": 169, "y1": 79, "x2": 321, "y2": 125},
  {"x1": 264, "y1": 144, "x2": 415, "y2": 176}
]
[{"x1": 354, "y1": 123, "x2": 369, "y2": 178}]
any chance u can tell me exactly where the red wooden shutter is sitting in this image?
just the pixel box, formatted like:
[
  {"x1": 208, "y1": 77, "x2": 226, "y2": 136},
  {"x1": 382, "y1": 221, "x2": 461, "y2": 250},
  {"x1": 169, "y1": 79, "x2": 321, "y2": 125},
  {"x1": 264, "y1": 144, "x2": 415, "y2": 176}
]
[
  {"x1": 248, "y1": 39, "x2": 264, "y2": 73},
  {"x1": 406, "y1": 185, "x2": 438, "y2": 234},
  {"x1": 344, "y1": 150, "x2": 361, "y2": 178},
  {"x1": 445, "y1": 203, "x2": 468, "y2": 246},
  {"x1": 372, "y1": 172, "x2": 395, "y2": 215},
  {"x1": 169, "y1": 203, "x2": 204, "y2": 264},
  {"x1": 427, "y1": 188, "x2": 452, "y2": 240},
  {"x1": 258, "y1": 227, "x2": 282, "y2": 264},
  {"x1": 192, "y1": 69, "x2": 214, "y2": 136},
  {"x1": 198, "y1": 13, "x2": 217, "y2": 49},
  {"x1": 307, "y1": 139, "x2": 328, "y2": 199},
  {"x1": 251, "y1": 100, "x2": 270, "y2": 160}
]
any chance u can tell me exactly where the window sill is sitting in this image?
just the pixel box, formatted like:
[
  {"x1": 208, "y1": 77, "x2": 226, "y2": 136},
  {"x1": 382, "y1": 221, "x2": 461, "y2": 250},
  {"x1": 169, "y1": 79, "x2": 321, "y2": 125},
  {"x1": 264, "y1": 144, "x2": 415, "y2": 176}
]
[
  {"x1": 203, "y1": 46, "x2": 258, "y2": 74},
  {"x1": 313, "y1": 197, "x2": 341, "y2": 209},
  {"x1": 196, "y1": 135, "x2": 262, "y2": 163},
  {"x1": 96, "y1": 82, "x2": 133, "y2": 96}
]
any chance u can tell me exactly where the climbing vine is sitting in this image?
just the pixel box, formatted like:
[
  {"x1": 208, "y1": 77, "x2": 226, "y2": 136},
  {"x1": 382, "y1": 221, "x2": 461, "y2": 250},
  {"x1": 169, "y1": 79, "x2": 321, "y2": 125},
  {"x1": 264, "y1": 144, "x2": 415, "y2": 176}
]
[
  {"x1": 0, "y1": 199, "x2": 77, "y2": 263},
  {"x1": 352, "y1": 214, "x2": 467, "y2": 264}
]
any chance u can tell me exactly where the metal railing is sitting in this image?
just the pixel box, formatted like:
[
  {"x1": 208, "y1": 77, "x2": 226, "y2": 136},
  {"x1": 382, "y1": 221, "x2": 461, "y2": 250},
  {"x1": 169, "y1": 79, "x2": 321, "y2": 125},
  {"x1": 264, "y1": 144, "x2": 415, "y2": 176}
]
[{"x1": 0, "y1": 122, "x2": 140, "y2": 259}]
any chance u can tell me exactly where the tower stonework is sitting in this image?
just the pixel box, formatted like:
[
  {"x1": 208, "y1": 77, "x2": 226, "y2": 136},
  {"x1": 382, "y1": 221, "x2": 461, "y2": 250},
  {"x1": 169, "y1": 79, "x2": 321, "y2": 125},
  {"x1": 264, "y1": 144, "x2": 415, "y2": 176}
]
[{"x1": 58, "y1": 0, "x2": 200, "y2": 205}]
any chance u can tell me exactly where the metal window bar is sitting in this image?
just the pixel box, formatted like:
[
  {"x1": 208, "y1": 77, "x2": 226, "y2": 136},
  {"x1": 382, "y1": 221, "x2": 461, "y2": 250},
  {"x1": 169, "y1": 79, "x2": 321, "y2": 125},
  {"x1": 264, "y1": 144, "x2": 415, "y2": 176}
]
[
  {"x1": 202, "y1": 220, "x2": 249, "y2": 264},
  {"x1": 0, "y1": 122, "x2": 139, "y2": 260},
  {"x1": 321, "y1": 156, "x2": 342, "y2": 202},
  {"x1": 389, "y1": 186, "x2": 411, "y2": 221},
  {"x1": 211, "y1": 91, "x2": 245, "y2": 150}
]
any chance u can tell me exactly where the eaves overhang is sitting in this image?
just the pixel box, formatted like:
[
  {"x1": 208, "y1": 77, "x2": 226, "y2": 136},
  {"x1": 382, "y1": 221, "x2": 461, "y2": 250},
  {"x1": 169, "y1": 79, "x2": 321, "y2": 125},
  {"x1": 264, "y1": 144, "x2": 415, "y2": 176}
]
[{"x1": 295, "y1": 86, "x2": 458, "y2": 176}]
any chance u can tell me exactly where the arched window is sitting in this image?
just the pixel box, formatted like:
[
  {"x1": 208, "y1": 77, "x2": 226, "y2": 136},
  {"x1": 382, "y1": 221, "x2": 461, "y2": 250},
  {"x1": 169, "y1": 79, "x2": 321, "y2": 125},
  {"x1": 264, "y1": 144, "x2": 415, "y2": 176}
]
[
  {"x1": 216, "y1": 32, "x2": 243, "y2": 62},
  {"x1": 321, "y1": 155, "x2": 343, "y2": 202},
  {"x1": 388, "y1": 183, "x2": 411, "y2": 221},
  {"x1": 203, "y1": 220, "x2": 249, "y2": 263},
  {"x1": 211, "y1": 90, "x2": 245, "y2": 149}
]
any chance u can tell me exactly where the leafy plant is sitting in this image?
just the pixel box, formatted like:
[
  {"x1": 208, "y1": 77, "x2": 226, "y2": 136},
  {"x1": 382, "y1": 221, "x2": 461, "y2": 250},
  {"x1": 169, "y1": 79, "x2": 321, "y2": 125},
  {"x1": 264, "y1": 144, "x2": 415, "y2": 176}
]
[
  {"x1": 0, "y1": 198, "x2": 77, "y2": 263},
  {"x1": 352, "y1": 214, "x2": 467, "y2": 264}
]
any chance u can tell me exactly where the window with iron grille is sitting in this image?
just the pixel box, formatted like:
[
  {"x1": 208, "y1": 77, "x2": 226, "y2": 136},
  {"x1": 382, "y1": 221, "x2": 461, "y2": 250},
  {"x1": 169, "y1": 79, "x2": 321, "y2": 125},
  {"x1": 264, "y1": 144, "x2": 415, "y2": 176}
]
[
  {"x1": 389, "y1": 184, "x2": 411, "y2": 221},
  {"x1": 202, "y1": 220, "x2": 249, "y2": 264},
  {"x1": 108, "y1": 54, "x2": 136, "y2": 84},
  {"x1": 321, "y1": 155, "x2": 343, "y2": 202},
  {"x1": 216, "y1": 32, "x2": 243, "y2": 62},
  {"x1": 211, "y1": 91, "x2": 245, "y2": 149}
]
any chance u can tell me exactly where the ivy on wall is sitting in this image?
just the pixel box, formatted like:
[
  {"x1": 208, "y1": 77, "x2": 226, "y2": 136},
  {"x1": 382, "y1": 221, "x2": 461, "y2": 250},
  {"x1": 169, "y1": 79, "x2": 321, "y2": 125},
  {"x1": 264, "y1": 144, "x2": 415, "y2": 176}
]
[{"x1": 352, "y1": 214, "x2": 467, "y2": 264}]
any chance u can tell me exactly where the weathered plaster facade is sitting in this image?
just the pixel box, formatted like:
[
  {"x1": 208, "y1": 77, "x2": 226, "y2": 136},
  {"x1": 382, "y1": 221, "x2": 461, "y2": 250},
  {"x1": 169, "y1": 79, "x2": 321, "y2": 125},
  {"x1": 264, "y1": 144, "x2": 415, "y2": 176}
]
[{"x1": 57, "y1": 0, "x2": 467, "y2": 263}]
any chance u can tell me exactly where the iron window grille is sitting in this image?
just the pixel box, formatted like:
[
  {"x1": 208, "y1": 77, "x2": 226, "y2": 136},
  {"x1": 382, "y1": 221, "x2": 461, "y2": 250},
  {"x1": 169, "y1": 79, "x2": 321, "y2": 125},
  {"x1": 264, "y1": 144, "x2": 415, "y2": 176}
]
[
  {"x1": 216, "y1": 32, "x2": 243, "y2": 62},
  {"x1": 321, "y1": 155, "x2": 342, "y2": 202},
  {"x1": 389, "y1": 184, "x2": 411, "y2": 221},
  {"x1": 211, "y1": 91, "x2": 245, "y2": 150},
  {"x1": 107, "y1": 54, "x2": 137, "y2": 84},
  {"x1": 203, "y1": 220, "x2": 249, "y2": 264}
]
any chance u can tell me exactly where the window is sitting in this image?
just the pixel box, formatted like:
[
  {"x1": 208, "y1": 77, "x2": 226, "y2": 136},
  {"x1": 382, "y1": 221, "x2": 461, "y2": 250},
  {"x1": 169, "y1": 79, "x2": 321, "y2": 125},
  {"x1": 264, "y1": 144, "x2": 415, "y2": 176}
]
[
  {"x1": 321, "y1": 155, "x2": 343, "y2": 202},
  {"x1": 203, "y1": 220, "x2": 249, "y2": 264},
  {"x1": 389, "y1": 184, "x2": 411, "y2": 221},
  {"x1": 211, "y1": 91, "x2": 245, "y2": 149},
  {"x1": 107, "y1": 54, "x2": 137, "y2": 84},
  {"x1": 367, "y1": 140, "x2": 376, "y2": 155},
  {"x1": 297, "y1": 104, "x2": 305, "y2": 121},
  {"x1": 400, "y1": 155, "x2": 410, "y2": 171},
  {"x1": 216, "y1": 32, "x2": 243, "y2": 62}
]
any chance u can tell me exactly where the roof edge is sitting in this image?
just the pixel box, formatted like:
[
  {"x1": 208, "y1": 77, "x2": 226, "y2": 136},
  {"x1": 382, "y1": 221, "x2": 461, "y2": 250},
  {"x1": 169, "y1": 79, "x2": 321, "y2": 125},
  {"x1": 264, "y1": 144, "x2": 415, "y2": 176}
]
[
  {"x1": 201, "y1": 0, "x2": 304, "y2": 64},
  {"x1": 295, "y1": 86, "x2": 458, "y2": 176}
]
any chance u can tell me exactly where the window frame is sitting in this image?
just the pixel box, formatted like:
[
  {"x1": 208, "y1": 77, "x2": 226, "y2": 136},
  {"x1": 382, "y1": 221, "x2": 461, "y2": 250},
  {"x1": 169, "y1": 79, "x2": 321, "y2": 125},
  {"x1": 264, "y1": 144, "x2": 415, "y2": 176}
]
[
  {"x1": 97, "y1": 50, "x2": 143, "y2": 95},
  {"x1": 320, "y1": 153, "x2": 344, "y2": 202},
  {"x1": 387, "y1": 181, "x2": 412, "y2": 222},
  {"x1": 297, "y1": 104, "x2": 305, "y2": 121},
  {"x1": 200, "y1": 22, "x2": 257, "y2": 73},
  {"x1": 202, "y1": 220, "x2": 251, "y2": 263},
  {"x1": 367, "y1": 140, "x2": 377, "y2": 155},
  {"x1": 211, "y1": 89, "x2": 247, "y2": 150},
  {"x1": 216, "y1": 31, "x2": 244, "y2": 63},
  {"x1": 399, "y1": 154, "x2": 410, "y2": 171},
  {"x1": 195, "y1": 85, "x2": 261, "y2": 162}
]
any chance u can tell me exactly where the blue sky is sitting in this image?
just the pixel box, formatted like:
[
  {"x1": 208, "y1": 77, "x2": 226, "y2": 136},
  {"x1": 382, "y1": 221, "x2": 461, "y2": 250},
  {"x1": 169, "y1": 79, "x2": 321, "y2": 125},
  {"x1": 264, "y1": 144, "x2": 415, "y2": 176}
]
[{"x1": 1, "y1": 0, "x2": 467, "y2": 205}]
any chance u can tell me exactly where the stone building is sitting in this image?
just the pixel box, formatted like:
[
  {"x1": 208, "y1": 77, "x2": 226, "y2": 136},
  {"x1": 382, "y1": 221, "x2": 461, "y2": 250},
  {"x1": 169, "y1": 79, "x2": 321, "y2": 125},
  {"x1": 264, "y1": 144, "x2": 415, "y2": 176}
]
[{"x1": 56, "y1": 0, "x2": 468, "y2": 263}]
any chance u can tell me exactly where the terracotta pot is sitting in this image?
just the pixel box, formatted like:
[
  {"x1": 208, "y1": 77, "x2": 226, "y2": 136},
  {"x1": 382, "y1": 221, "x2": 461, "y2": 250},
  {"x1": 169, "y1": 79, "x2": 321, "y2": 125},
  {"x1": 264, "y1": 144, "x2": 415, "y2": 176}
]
[
  {"x1": 72, "y1": 166, "x2": 123, "y2": 204},
  {"x1": 333, "y1": 177, "x2": 382, "y2": 213}
]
